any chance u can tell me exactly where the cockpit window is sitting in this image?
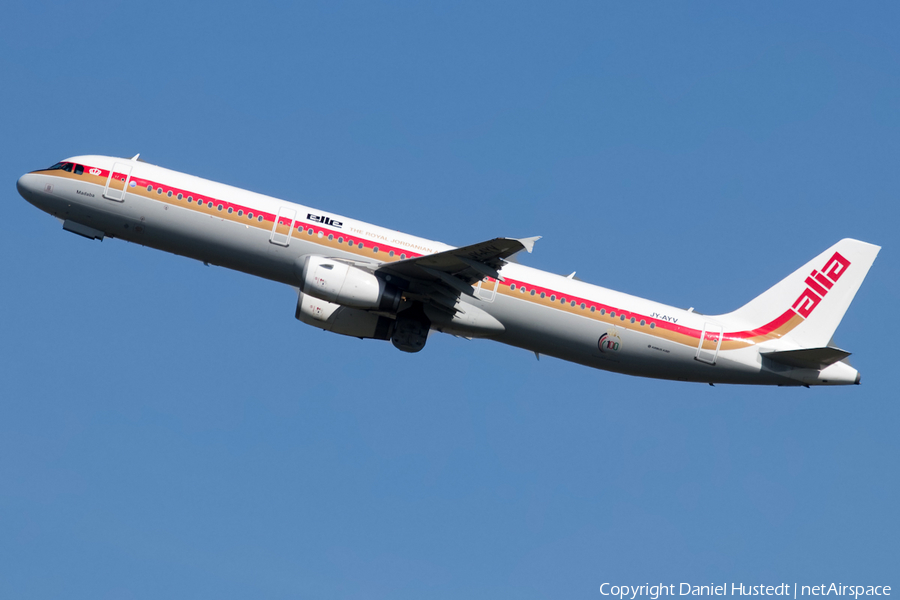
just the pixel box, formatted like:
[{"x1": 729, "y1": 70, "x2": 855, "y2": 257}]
[{"x1": 45, "y1": 161, "x2": 83, "y2": 173}]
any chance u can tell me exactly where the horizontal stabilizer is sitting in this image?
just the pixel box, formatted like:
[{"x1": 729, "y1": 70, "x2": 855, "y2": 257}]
[{"x1": 761, "y1": 347, "x2": 851, "y2": 370}]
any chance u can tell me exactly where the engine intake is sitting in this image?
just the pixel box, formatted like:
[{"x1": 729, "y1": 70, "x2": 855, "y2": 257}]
[{"x1": 298, "y1": 255, "x2": 401, "y2": 312}]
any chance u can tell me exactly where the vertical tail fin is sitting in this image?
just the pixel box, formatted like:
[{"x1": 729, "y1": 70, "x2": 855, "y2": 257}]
[{"x1": 718, "y1": 239, "x2": 880, "y2": 348}]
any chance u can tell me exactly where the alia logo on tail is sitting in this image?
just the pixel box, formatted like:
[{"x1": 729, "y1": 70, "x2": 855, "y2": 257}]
[{"x1": 791, "y1": 252, "x2": 850, "y2": 318}]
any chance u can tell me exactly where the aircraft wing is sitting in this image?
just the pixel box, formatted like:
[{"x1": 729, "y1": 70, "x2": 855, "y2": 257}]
[{"x1": 375, "y1": 236, "x2": 539, "y2": 311}]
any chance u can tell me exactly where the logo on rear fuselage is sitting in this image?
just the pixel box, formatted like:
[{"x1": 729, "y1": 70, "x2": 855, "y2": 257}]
[
  {"x1": 791, "y1": 252, "x2": 850, "y2": 319},
  {"x1": 598, "y1": 332, "x2": 622, "y2": 353},
  {"x1": 307, "y1": 213, "x2": 342, "y2": 228}
]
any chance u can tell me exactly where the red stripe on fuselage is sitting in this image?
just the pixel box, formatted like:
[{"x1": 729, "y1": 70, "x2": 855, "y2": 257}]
[{"x1": 64, "y1": 163, "x2": 799, "y2": 347}]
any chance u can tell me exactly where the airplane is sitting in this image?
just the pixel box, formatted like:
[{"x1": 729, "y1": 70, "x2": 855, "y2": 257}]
[{"x1": 16, "y1": 154, "x2": 880, "y2": 387}]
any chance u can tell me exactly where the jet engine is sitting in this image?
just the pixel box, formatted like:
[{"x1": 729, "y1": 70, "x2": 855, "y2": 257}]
[
  {"x1": 295, "y1": 292, "x2": 395, "y2": 340},
  {"x1": 298, "y1": 255, "x2": 402, "y2": 312}
]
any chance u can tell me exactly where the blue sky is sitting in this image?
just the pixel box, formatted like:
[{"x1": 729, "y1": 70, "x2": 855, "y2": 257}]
[{"x1": 1, "y1": 2, "x2": 898, "y2": 598}]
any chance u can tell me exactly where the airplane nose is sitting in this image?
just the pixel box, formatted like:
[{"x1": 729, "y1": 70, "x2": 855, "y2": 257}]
[{"x1": 16, "y1": 172, "x2": 39, "y2": 201}]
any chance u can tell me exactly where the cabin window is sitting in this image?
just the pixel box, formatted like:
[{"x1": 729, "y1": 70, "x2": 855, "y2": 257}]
[
  {"x1": 580, "y1": 303, "x2": 586, "y2": 309},
  {"x1": 237, "y1": 210, "x2": 243, "y2": 216},
  {"x1": 328, "y1": 234, "x2": 334, "y2": 240},
  {"x1": 540, "y1": 292, "x2": 546, "y2": 299},
  {"x1": 227, "y1": 207, "x2": 233, "y2": 214},
  {"x1": 358, "y1": 242, "x2": 364, "y2": 249},
  {"x1": 167, "y1": 191, "x2": 173, "y2": 197},
  {"x1": 307, "y1": 229, "x2": 313, "y2": 235},
  {"x1": 650, "y1": 323, "x2": 656, "y2": 329},
  {"x1": 157, "y1": 188, "x2": 163, "y2": 194},
  {"x1": 510, "y1": 284, "x2": 516, "y2": 291},
  {"x1": 207, "y1": 201, "x2": 213, "y2": 208},
  {"x1": 258, "y1": 216, "x2": 263, "y2": 222},
  {"x1": 630, "y1": 317, "x2": 636, "y2": 323},
  {"x1": 217, "y1": 205, "x2": 223, "y2": 211},
  {"x1": 338, "y1": 237, "x2": 343, "y2": 243},
  {"x1": 400, "y1": 253, "x2": 406, "y2": 259},
  {"x1": 590, "y1": 306, "x2": 595, "y2": 312},
  {"x1": 177, "y1": 193, "x2": 183, "y2": 200},
  {"x1": 530, "y1": 290, "x2": 535, "y2": 296},
  {"x1": 550, "y1": 295, "x2": 556, "y2": 301},
  {"x1": 147, "y1": 185, "x2": 153, "y2": 191},
  {"x1": 570, "y1": 300, "x2": 576, "y2": 307},
  {"x1": 247, "y1": 212, "x2": 253, "y2": 219},
  {"x1": 318, "y1": 231, "x2": 323, "y2": 238},
  {"x1": 373, "y1": 247, "x2": 379, "y2": 253},
  {"x1": 600, "y1": 309, "x2": 606, "y2": 315},
  {"x1": 560, "y1": 298, "x2": 566, "y2": 304},
  {"x1": 640, "y1": 320, "x2": 646, "y2": 326},
  {"x1": 74, "y1": 164, "x2": 84, "y2": 175},
  {"x1": 620, "y1": 315, "x2": 626, "y2": 321},
  {"x1": 389, "y1": 250, "x2": 394, "y2": 257},
  {"x1": 610, "y1": 311, "x2": 615, "y2": 317},
  {"x1": 521, "y1": 287, "x2": 526, "y2": 293}
]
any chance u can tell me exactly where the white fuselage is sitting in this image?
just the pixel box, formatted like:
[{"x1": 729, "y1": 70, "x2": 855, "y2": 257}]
[{"x1": 17, "y1": 155, "x2": 868, "y2": 386}]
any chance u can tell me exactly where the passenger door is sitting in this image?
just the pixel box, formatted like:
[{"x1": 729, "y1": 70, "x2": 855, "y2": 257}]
[
  {"x1": 102, "y1": 162, "x2": 133, "y2": 202},
  {"x1": 695, "y1": 322, "x2": 723, "y2": 365},
  {"x1": 474, "y1": 277, "x2": 500, "y2": 302},
  {"x1": 270, "y1": 207, "x2": 297, "y2": 246}
]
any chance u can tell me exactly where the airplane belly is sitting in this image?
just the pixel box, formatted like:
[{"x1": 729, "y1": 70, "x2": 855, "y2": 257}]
[
  {"x1": 131, "y1": 198, "x2": 311, "y2": 285},
  {"x1": 485, "y1": 294, "x2": 767, "y2": 384},
  {"x1": 42, "y1": 180, "x2": 304, "y2": 285}
]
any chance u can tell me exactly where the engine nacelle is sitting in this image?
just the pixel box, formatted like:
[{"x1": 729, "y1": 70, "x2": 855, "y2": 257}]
[
  {"x1": 298, "y1": 255, "x2": 402, "y2": 312},
  {"x1": 295, "y1": 292, "x2": 395, "y2": 340}
]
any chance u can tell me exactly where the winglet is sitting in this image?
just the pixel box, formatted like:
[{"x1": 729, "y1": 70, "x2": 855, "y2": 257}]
[{"x1": 517, "y1": 236, "x2": 541, "y2": 254}]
